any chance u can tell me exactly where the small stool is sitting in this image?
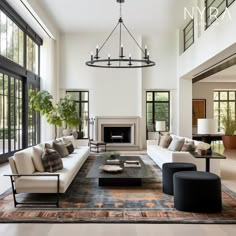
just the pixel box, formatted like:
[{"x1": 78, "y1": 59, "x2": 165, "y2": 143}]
[
  {"x1": 174, "y1": 171, "x2": 222, "y2": 213},
  {"x1": 89, "y1": 140, "x2": 106, "y2": 153},
  {"x1": 162, "y1": 162, "x2": 197, "y2": 195}
]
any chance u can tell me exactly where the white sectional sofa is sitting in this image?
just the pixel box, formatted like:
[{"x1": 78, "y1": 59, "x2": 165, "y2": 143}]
[
  {"x1": 7, "y1": 136, "x2": 90, "y2": 207},
  {"x1": 147, "y1": 136, "x2": 221, "y2": 176}
]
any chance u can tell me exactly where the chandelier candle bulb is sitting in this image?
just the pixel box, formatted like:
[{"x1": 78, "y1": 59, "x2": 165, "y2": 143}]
[
  {"x1": 129, "y1": 54, "x2": 132, "y2": 65},
  {"x1": 145, "y1": 45, "x2": 147, "y2": 58},
  {"x1": 91, "y1": 52, "x2": 94, "y2": 62},
  {"x1": 96, "y1": 45, "x2": 99, "y2": 58},
  {"x1": 108, "y1": 54, "x2": 111, "y2": 65},
  {"x1": 121, "y1": 45, "x2": 124, "y2": 57}
]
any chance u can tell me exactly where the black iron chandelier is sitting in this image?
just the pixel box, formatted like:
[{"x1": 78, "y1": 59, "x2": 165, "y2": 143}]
[{"x1": 85, "y1": 0, "x2": 156, "y2": 68}]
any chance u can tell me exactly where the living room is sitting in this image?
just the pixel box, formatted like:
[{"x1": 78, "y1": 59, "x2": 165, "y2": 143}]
[{"x1": 1, "y1": 0, "x2": 236, "y2": 234}]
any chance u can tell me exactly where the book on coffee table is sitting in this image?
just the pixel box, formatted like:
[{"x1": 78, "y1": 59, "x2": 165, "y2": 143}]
[{"x1": 124, "y1": 160, "x2": 141, "y2": 168}]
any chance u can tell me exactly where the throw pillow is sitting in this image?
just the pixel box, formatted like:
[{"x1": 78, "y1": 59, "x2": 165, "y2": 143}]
[
  {"x1": 53, "y1": 141, "x2": 69, "y2": 157},
  {"x1": 181, "y1": 141, "x2": 195, "y2": 152},
  {"x1": 32, "y1": 145, "x2": 45, "y2": 172},
  {"x1": 63, "y1": 135, "x2": 76, "y2": 147},
  {"x1": 65, "y1": 141, "x2": 74, "y2": 154},
  {"x1": 72, "y1": 131, "x2": 78, "y2": 139},
  {"x1": 159, "y1": 135, "x2": 172, "y2": 148},
  {"x1": 168, "y1": 137, "x2": 185, "y2": 151},
  {"x1": 42, "y1": 148, "x2": 63, "y2": 172}
]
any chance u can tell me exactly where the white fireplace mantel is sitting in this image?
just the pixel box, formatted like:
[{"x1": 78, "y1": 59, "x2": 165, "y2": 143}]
[{"x1": 95, "y1": 116, "x2": 141, "y2": 150}]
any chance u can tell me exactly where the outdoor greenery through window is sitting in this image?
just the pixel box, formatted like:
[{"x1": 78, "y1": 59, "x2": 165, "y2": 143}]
[
  {"x1": 206, "y1": 0, "x2": 235, "y2": 28},
  {"x1": 0, "y1": 1, "x2": 42, "y2": 163},
  {"x1": 0, "y1": 10, "x2": 24, "y2": 66},
  {"x1": 0, "y1": 72, "x2": 23, "y2": 156},
  {"x1": 146, "y1": 91, "x2": 170, "y2": 137},
  {"x1": 183, "y1": 19, "x2": 194, "y2": 51},
  {"x1": 66, "y1": 91, "x2": 89, "y2": 139},
  {"x1": 27, "y1": 36, "x2": 39, "y2": 74},
  {"x1": 214, "y1": 90, "x2": 236, "y2": 132}
]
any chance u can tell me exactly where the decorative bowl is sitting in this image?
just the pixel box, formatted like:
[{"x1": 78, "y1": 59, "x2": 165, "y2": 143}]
[{"x1": 99, "y1": 165, "x2": 123, "y2": 173}]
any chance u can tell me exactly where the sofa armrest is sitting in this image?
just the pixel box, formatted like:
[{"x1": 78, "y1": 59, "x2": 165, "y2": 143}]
[
  {"x1": 147, "y1": 140, "x2": 159, "y2": 146},
  {"x1": 5, "y1": 174, "x2": 60, "y2": 193}
]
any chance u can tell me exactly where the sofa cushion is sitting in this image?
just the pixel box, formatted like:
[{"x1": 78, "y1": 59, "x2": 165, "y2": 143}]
[
  {"x1": 63, "y1": 135, "x2": 76, "y2": 147},
  {"x1": 168, "y1": 137, "x2": 185, "y2": 151},
  {"x1": 14, "y1": 149, "x2": 35, "y2": 174},
  {"x1": 53, "y1": 141, "x2": 69, "y2": 157},
  {"x1": 42, "y1": 148, "x2": 63, "y2": 172},
  {"x1": 65, "y1": 141, "x2": 74, "y2": 154},
  {"x1": 181, "y1": 141, "x2": 195, "y2": 152},
  {"x1": 32, "y1": 145, "x2": 45, "y2": 172},
  {"x1": 159, "y1": 135, "x2": 172, "y2": 148}
]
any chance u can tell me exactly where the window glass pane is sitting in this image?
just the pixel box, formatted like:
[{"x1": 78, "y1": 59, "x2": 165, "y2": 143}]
[
  {"x1": 67, "y1": 92, "x2": 80, "y2": 101},
  {"x1": 81, "y1": 92, "x2": 89, "y2": 101},
  {"x1": 6, "y1": 17, "x2": 13, "y2": 60},
  {"x1": 147, "y1": 103, "x2": 153, "y2": 113},
  {"x1": 18, "y1": 29, "x2": 24, "y2": 66},
  {"x1": 13, "y1": 23, "x2": 19, "y2": 64},
  {"x1": 155, "y1": 92, "x2": 169, "y2": 101},
  {"x1": 146, "y1": 92, "x2": 153, "y2": 101},
  {"x1": 220, "y1": 92, "x2": 227, "y2": 100},
  {"x1": 0, "y1": 11, "x2": 7, "y2": 57},
  {"x1": 229, "y1": 92, "x2": 235, "y2": 100},
  {"x1": 27, "y1": 36, "x2": 33, "y2": 71}
]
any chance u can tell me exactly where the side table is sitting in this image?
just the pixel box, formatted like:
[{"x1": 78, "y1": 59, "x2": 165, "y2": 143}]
[{"x1": 190, "y1": 152, "x2": 226, "y2": 172}]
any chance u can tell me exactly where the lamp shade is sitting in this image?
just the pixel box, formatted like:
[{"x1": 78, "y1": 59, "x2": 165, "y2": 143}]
[
  {"x1": 197, "y1": 118, "x2": 217, "y2": 134},
  {"x1": 155, "y1": 121, "x2": 166, "y2": 132}
]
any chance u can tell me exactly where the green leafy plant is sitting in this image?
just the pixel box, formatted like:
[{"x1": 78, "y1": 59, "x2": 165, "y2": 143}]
[
  {"x1": 221, "y1": 109, "x2": 236, "y2": 136},
  {"x1": 57, "y1": 95, "x2": 80, "y2": 129},
  {"x1": 29, "y1": 90, "x2": 62, "y2": 139},
  {"x1": 29, "y1": 90, "x2": 80, "y2": 139}
]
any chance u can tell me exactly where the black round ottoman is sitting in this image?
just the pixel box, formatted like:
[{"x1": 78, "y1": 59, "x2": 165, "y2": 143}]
[
  {"x1": 174, "y1": 171, "x2": 222, "y2": 213},
  {"x1": 162, "y1": 162, "x2": 197, "y2": 195}
]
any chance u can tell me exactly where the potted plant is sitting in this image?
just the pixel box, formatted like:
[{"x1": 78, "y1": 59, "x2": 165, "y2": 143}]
[
  {"x1": 29, "y1": 90, "x2": 62, "y2": 139},
  {"x1": 221, "y1": 109, "x2": 236, "y2": 149},
  {"x1": 57, "y1": 95, "x2": 80, "y2": 136}
]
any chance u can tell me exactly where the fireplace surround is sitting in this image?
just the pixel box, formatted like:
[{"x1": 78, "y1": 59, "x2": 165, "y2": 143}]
[{"x1": 95, "y1": 116, "x2": 140, "y2": 150}]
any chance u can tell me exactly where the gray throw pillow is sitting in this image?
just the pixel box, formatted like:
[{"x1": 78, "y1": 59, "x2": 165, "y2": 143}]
[
  {"x1": 65, "y1": 141, "x2": 74, "y2": 154},
  {"x1": 168, "y1": 137, "x2": 185, "y2": 151},
  {"x1": 42, "y1": 148, "x2": 63, "y2": 172},
  {"x1": 53, "y1": 141, "x2": 69, "y2": 157},
  {"x1": 159, "y1": 135, "x2": 172, "y2": 148},
  {"x1": 181, "y1": 141, "x2": 195, "y2": 152}
]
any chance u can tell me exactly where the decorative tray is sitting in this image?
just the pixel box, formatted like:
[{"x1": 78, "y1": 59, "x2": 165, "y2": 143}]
[{"x1": 99, "y1": 165, "x2": 123, "y2": 173}]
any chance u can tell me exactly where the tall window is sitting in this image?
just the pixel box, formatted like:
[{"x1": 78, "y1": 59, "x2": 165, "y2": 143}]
[
  {"x1": 0, "y1": 10, "x2": 24, "y2": 66},
  {"x1": 206, "y1": 0, "x2": 235, "y2": 29},
  {"x1": 0, "y1": 1, "x2": 42, "y2": 163},
  {"x1": 214, "y1": 90, "x2": 236, "y2": 131},
  {"x1": 27, "y1": 36, "x2": 39, "y2": 74},
  {"x1": 183, "y1": 19, "x2": 194, "y2": 51},
  {"x1": 66, "y1": 91, "x2": 89, "y2": 139},
  {"x1": 0, "y1": 71, "x2": 23, "y2": 156},
  {"x1": 146, "y1": 91, "x2": 170, "y2": 137}
]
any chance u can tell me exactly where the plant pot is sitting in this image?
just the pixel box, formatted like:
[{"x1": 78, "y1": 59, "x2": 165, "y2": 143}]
[
  {"x1": 222, "y1": 135, "x2": 236, "y2": 149},
  {"x1": 62, "y1": 129, "x2": 72, "y2": 136}
]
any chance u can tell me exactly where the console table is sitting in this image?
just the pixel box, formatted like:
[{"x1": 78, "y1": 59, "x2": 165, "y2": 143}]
[
  {"x1": 192, "y1": 134, "x2": 223, "y2": 144},
  {"x1": 190, "y1": 152, "x2": 226, "y2": 172}
]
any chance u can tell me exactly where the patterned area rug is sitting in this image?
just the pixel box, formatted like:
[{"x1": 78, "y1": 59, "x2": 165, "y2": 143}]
[{"x1": 1, "y1": 155, "x2": 236, "y2": 223}]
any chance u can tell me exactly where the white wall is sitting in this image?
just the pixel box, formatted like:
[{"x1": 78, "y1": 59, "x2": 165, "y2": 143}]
[
  {"x1": 178, "y1": 1, "x2": 236, "y2": 78},
  {"x1": 60, "y1": 32, "x2": 177, "y2": 147}
]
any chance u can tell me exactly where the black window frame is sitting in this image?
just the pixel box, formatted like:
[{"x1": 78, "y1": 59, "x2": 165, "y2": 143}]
[
  {"x1": 183, "y1": 19, "x2": 194, "y2": 51},
  {"x1": 214, "y1": 90, "x2": 236, "y2": 132},
  {"x1": 66, "y1": 91, "x2": 89, "y2": 139},
  {"x1": 0, "y1": 0, "x2": 42, "y2": 163},
  {"x1": 205, "y1": 0, "x2": 235, "y2": 29},
  {"x1": 146, "y1": 91, "x2": 170, "y2": 139}
]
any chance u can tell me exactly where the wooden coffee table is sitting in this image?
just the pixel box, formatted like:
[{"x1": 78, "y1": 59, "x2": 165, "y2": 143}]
[{"x1": 86, "y1": 156, "x2": 154, "y2": 186}]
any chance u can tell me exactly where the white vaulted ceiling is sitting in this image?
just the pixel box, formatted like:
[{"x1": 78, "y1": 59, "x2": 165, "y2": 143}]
[{"x1": 27, "y1": 0, "x2": 190, "y2": 34}]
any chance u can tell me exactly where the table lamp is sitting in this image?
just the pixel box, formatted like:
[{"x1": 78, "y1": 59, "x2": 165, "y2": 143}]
[
  {"x1": 155, "y1": 121, "x2": 166, "y2": 135},
  {"x1": 197, "y1": 118, "x2": 217, "y2": 154}
]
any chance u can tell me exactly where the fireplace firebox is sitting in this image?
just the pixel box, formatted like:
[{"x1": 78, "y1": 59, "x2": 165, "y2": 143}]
[{"x1": 104, "y1": 127, "x2": 131, "y2": 143}]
